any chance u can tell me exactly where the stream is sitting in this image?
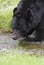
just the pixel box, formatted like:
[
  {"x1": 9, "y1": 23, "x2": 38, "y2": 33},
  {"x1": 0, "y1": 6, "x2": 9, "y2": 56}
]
[{"x1": 0, "y1": 33, "x2": 44, "y2": 55}]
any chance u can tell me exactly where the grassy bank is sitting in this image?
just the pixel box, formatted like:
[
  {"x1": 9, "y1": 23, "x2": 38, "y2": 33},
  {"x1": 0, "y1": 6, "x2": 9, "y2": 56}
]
[
  {"x1": 0, "y1": 52, "x2": 44, "y2": 65},
  {"x1": 0, "y1": 0, "x2": 19, "y2": 32}
]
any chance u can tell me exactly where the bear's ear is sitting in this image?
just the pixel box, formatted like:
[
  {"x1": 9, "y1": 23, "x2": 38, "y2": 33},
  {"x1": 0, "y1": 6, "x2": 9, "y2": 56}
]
[
  {"x1": 13, "y1": 7, "x2": 17, "y2": 14},
  {"x1": 13, "y1": 7, "x2": 17, "y2": 17},
  {"x1": 24, "y1": 8, "x2": 32, "y2": 19},
  {"x1": 26, "y1": 8, "x2": 32, "y2": 17}
]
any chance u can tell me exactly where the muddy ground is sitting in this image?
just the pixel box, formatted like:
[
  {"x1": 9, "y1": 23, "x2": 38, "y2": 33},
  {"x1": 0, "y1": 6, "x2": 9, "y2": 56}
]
[{"x1": 0, "y1": 33, "x2": 44, "y2": 55}]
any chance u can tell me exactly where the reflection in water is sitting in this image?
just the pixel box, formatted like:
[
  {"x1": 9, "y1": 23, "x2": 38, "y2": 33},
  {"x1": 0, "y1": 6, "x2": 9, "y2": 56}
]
[{"x1": 19, "y1": 41, "x2": 44, "y2": 50}]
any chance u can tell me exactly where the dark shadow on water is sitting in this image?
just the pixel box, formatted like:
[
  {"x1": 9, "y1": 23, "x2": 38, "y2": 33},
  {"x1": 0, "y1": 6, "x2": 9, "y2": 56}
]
[{"x1": 18, "y1": 38, "x2": 44, "y2": 50}]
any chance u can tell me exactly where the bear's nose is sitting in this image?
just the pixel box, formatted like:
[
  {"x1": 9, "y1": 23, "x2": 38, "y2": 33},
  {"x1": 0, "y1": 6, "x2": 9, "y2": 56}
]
[
  {"x1": 11, "y1": 29, "x2": 23, "y2": 40},
  {"x1": 12, "y1": 35, "x2": 17, "y2": 40}
]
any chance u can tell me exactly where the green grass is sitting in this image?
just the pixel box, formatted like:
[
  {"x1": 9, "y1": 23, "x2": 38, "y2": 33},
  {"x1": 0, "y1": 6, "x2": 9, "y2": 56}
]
[
  {"x1": 0, "y1": 52, "x2": 44, "y2": 65},
  {"x1": 0, "y1": 0, "x2": 19, "y2": 5},
  {"x1": 0, "y1": 0, "x2": 19, "y2": 32},
  {"x1": 0, "y1": 8, "x2": 13, "y2": 32}
]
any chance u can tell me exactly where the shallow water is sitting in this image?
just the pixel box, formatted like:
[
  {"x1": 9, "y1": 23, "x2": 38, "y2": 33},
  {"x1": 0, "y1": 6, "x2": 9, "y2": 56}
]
[{"x1": 0, "y1": 34, "x2": 44, "y2": 55}]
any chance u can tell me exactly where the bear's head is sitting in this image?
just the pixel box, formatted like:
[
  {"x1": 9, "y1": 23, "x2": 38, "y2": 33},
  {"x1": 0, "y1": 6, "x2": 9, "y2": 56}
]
[{"x1": 12, "y1": 8, "x2": 32, "y2": 40}]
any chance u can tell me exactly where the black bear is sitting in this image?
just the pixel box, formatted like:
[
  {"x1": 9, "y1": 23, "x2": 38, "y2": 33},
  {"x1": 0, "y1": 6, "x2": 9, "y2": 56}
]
[{"x1": 12, "y1": 0, "x2": 44, "y2": 41}]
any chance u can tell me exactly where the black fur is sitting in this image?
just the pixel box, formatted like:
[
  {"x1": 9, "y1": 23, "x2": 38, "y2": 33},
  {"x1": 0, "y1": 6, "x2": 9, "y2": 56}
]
[{"x1": 12, "y1": 0, "x2": 44, "y2": 41}]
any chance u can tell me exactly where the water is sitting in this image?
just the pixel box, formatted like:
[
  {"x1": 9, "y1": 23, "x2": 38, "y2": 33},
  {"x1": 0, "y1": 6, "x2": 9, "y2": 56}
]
[{"x1": 0, "y1": 34, "x2": 44, "y2": 55}]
